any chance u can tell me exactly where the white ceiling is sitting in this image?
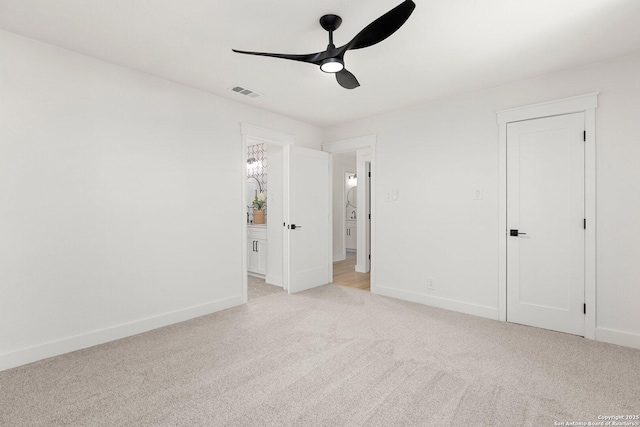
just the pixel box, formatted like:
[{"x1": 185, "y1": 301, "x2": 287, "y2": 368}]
[{"x1": 1, "y1": 0, "x2": 640, "y2": 127}]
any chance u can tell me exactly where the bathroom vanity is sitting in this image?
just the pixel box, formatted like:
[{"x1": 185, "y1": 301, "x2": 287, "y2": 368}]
[
  {"x1": 345, "y1": 220, "x2": 357, "y2": 250},
  {"x1": 247, "y1": 224, "x2": 267, "y2": 276}
]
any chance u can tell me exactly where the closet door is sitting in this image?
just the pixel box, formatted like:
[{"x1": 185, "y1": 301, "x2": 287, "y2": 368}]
[{"x1": 506, "y1": 112, "x2": 585, "y2": 336}]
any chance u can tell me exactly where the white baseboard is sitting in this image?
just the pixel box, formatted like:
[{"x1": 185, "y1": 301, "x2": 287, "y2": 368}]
[
  {"x1": 333, "y1": 254, "x2": 346, "y2": 262},
  {"x1": 595, "y1": 327, "x2": 640, "y2": 350},
  {"x1": 373, "y1": 287, "x2": 640, "y2": 351},
  {"x1": 355, "y1": 264, "x2": 367, "y2": 273},
  {"x1": 0, "y1": 295, "x2": 244, "y2": 372},
  {"x1": 375, "y1": 285, "x2": 499, "y2": 320},
  {"x1": 266, "y1": 274, "x2": 283, "y2": 287}
]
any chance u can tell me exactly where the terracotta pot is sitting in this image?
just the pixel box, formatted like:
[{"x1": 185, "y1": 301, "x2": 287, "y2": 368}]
[{"x1": 253, "y1": 209, "x2": 265, "y2": 224}]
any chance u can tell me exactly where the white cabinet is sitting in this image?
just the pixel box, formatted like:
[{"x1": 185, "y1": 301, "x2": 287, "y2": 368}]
[
  {"x1": 248, "y1": 226, "x2": 267, "y2": 275},
  {"x1": 345, "y1": 220, "x2": 357, "y2": 250}
]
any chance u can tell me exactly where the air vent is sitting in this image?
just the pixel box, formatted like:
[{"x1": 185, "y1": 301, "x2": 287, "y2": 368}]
[{"x1": 231, "y1": 86, "x2": 262, "y2": 99}]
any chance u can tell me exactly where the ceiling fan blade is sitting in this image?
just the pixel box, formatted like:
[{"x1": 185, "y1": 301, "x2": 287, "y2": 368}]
[
  {"x1": 232, "y1": 49, "x2": 327, "y2": 65},
  {"x1": 345, "y1": 0, "x2": 416, "y2": 51},
  {"x1": 336, "y1": 69, "x2": 360, "y2": 89}
]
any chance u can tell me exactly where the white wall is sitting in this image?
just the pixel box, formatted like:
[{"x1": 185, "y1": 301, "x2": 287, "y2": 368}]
[
  {"x1": 331, "y1": 152, "x2": 356, "y2": 261},
  {"x1": 0, "y1": 30, "x2": 322, "y2": 370},
  {"x1": 324, "y1": 53, "x2": 640, "y2": 349}
]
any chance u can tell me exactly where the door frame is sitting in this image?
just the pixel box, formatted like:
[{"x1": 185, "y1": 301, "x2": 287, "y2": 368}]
[
  {"x1": 355, "y1": 152, "x2": 371, "y2": 273},
  {"x1": 322, "y1": 135, "x2": 377, "y2": 293},
  {"x1": 497, "y1": 93, "x2": 598, "y2": 339},
  {"x1": 240, "y1": 123, "x2": 293, "y2": 303}
]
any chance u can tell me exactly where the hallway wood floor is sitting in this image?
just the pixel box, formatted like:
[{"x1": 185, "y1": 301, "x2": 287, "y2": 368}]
[{"x1": 332, "y1": 256, "x2": 370, "y2": 291}]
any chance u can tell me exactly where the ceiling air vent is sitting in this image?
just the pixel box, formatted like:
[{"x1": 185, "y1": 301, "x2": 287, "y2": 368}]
[{"x1": 231, "y1": 86, "x2": 262, "y2": 99}]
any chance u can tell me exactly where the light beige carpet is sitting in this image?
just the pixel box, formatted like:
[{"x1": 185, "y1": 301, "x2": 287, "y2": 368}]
[
  {"x1": 1, "y1": 284, "x2": 639, "y2": 426},
  {"x1": 248, "y1": 275, "x2": 283, "y2": 300}
]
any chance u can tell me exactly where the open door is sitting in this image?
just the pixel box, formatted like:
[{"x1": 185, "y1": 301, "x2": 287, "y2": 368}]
[{"x1": 283, "y1": 145, "x2": 331, "y2": 293}]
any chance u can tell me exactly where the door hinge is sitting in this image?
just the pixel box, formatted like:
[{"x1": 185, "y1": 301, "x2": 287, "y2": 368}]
[
  {"x1": 368, "y1": 213, "x2": 371, "y2": 220},
  {"x1": 368, "y1": 171, "x2": 371, "y2": 178},
  {"x1": 368, "y1": 254, "x2": 371, "y2": 260},
  {"x1": 583, "y1": 131, "x2": 586, "y2": 142},
  {"x1": 584, "y1": 303, "x2": 586, "y2": 314},
  {"x1": 584, "y1": 218, "x2": 586, "y2": 229}
]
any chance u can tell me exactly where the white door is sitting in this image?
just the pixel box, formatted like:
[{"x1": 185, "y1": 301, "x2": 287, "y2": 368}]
[
  {"x1": 507, "y1": 112, "x2": 585, "y2": 336},
  {"x1": 283, "y1": 145, "x2": 331, "y2": 293}
]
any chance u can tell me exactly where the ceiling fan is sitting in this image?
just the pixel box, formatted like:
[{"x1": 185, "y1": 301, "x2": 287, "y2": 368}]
[{"x1": 232, "y1": 0, "x2": 416, "y2": 89}]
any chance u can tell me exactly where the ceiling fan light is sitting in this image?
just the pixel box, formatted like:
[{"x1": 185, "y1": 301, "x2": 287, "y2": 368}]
[{"x1": 320, "y1": 58, "x2": 344, "y2": 73}]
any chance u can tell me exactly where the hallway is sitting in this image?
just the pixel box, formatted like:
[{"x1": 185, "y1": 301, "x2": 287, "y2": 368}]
[{"x1": 332, "y1": 256, "x2": 370, "y2": 291}]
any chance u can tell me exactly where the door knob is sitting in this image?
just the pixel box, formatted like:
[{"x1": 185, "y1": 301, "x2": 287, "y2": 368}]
[
  {"x1": 290, "y1": 224, "x2": 302, "y2": 230},
  {"x1": 510, "y1": 229, "x2": 527, "y2": 236}
]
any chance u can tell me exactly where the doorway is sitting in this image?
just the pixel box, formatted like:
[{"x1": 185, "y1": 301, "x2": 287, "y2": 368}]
[
  {"x1": 241, "y1": 124, "x2": 332, "y2": 302},
  {"x1": 241, "y1": 124, "x2": 292, "y2": 303},
  {"x1": 331, "y1": 158, "x2": 370, "y2": 291},
  {"x1": 245, "y1": 138, "x2": 285, "y2": 301},
  {"x1": 497, "y1": 93, "x2": 598, "y2": 339},
  {"x1": 323, "y1": 136, "x2": 376, "y2": 292}
]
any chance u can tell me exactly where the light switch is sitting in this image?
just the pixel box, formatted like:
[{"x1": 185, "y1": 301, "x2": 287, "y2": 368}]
[
  {"x1": 391, "y1": 189, "x2": 399, "y2": 201},
  {"x1": 473, "y1": 188, "x2": 483, "y2": 200}
]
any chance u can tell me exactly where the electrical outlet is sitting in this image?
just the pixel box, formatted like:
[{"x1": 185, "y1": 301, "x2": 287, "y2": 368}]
[{"x1": 427, "y1": 277, "x2": 435, "y2": 290}]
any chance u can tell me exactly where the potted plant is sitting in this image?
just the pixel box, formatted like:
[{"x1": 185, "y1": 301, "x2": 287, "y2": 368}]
[{"x1": 252, "y1": 192, "x2": 266, "y2": 224}]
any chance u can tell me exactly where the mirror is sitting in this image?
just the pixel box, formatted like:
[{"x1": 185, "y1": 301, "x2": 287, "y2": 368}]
[
  {"x1": 247, "y1": 177, "x2": 261, "y2": 207},
  {"x1": 347, "y1": 186, "x2": 357, "y2": 208}
]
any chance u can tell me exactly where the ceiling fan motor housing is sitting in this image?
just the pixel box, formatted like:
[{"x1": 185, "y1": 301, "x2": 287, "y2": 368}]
[{"x1": 319, "y1": 14, "x2": 342, "y2": 32}]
